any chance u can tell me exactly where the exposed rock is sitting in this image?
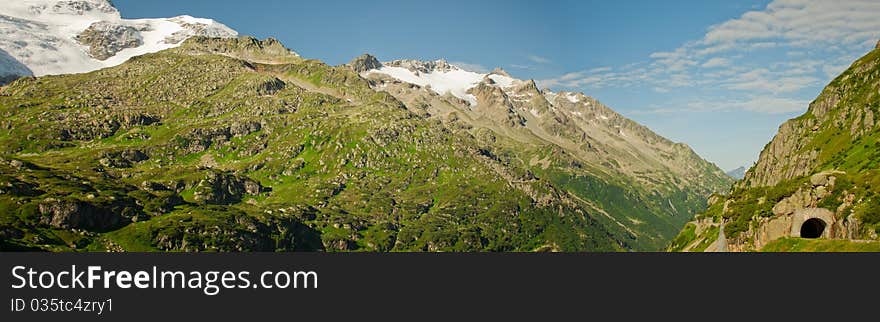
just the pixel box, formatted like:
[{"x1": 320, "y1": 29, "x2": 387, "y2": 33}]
[
  {"x1": 348, "y1": 54, "x2": 382, "y2": 73},
  {"x1": 255, "y1": 78, "x2": 286, "y2": 96},
  {"x1": 141, "y1": 181, "x2": 169, "y2": 192},
  {"x1": 0, "y1": 177, "x2": 42, "y2": 196},
  {"x1": 38, "y1": 198, "x2": 131, "y2": 232},
  {"x1": 149, "y1": 211, "x2": 320, "y2": 251},
  {"x1": 76, "y1": 21, "x2": 144, "y2": 60},
  {"x1": 99, "y1": 149, "x2": 148, "y2": 168},
  {"x1": 810, "y1": 172, "x2": 829, "y2": 186},
  {"x1": 180, "y1": 36, "x2": 299, "y2": 62},
  {"x1": 384, "y1": 59, "x2": 455, "y2": 74},
  {"x1": 489, "y1": 67, "x2": 511, "y2": 77},
  {"x1": 772, "y1": 187, "x2": 815, "y2": 216},
  {"x1": 193, "y1": 171, "x2": 263, "y2": 205}
]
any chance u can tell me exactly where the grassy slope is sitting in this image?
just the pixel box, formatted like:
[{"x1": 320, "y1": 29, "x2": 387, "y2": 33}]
[
  {"x1": 1, "y1": 37, "x2": 723, "y2": 252},
  {"x1": 762, "y1": 238, "x2": 880, "y2": 252}
]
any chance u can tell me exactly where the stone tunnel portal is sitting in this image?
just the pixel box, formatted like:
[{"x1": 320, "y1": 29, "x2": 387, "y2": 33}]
[{"x1": 800, "y1": 218, "x2": 827, "y2": 239}]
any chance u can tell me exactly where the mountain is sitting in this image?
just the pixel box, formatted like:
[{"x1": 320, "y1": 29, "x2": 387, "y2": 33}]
[
  {"x1": 0, "y1": 0, "x2": 238, "y2": 83},
  {"x1": 726, "y1": 166, "x2": 746, "y2": 180},
  {"x1": 351, "y1": 56, "x2": 733, "y2": 250},
  {"x1": 0, "y1": 37, "x2": 732, "y2": 252},
  {"x1": 670, "y1": 43, "x2": 880, "y2": 252},
  {"x1": 0, "y1": 3, "x2": 732, "y2": 252}
]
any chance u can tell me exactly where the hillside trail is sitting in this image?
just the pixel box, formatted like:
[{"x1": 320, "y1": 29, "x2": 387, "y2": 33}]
[{"x1": 706, "y1": 223, "x2": 728, "y2": 252}]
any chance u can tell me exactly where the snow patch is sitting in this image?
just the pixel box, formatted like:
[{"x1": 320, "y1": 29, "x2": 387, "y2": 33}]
[
  {"x1": 0, "y1": 0, "x2": 237, "y2": 79},
  {"x1": 366, "y1": 64, "x2": 485, "y2": 106},
  {"x1": 365, "y1": 61, "x2": 533, "y2": 107},
  {"x1": 488, "y1": 74, "x2": 515, "y2": 88}
]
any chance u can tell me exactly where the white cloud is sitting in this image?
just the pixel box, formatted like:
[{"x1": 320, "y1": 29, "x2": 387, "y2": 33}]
[
  {"x1": 449, "y1": 61, "x2": 488, "y2": 73},
  {"x1": 720, "y1": 68, "x2": 818, "y2": 93},
  {"x1": 632, "y1": 96, "x2": 809, "y2": 115},
  {"x1": 701, "y1": 57, "x2": 731, "y2": 68},
  {"x1": 527, "y1": 55, "x2": 551, "y2": 64},
  {"x1": 702, "y1": 0, "x2": 880, "y2": 48},
  {"x1": 538, "y1": 0, "x2": 880, "y2": 114},
  {"x1": 735, "y1": 96, "x2": 810, "y2": 114},
  {"x1": 822, "y1": 63, "x2": 848, "y2": 79}
]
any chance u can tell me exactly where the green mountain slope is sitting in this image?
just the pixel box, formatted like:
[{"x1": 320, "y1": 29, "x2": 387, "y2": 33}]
[
  {"x1": 671, "y1": 44, "x2": 880, "y2": 252},
  {"x1": 0, "y1": 37, "x2": 728, "y2": 252}
]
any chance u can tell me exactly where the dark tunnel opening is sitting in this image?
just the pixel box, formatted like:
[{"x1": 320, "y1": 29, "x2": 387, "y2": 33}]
[{"x1": 800, "y1": 218, "x2": 826, "y2": 239}]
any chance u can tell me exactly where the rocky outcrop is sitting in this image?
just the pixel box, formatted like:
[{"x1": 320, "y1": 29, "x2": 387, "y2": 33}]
[
  {"x1": 348, "y1": 54, "x2": 382, "y2": 73},
  {"x1": 0, "y1": 176, "x2": 42, "y2": 197},
  {"x1": 38, "y1": 198, "x2": 133, "y2": 232},
  {"x1": 726, "y1": 170, "x2": 863, "y2": 250},
  {"x1": 76, "y1": 21, "x2": 144, "y2": 60},
  {"x1": 149, "y1": 210, "x2": 322, "y2": 251},
  {"x1": 99, "y1": 149, "x2": 149, "y2": 168},
  {"x1": 173, "y1": 121, "x2": 263, "y2": 154},
  {"x1": 468, "y1": 82, "x2": 525, "y2": 127},
  {"x1": 193, "y1": 171, "x2": 263, "y2": 205},
  {"x1": 179, "y1": 36, "x2": 299, "y2": 62},
  {"x1": 489, "y1": 67, "x2": 511, "y2": 77}
]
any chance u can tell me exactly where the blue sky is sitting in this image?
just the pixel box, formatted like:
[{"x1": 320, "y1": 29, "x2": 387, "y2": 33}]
[{"x1": 116, "y1": 0, "x2": 880, "y2": 171}]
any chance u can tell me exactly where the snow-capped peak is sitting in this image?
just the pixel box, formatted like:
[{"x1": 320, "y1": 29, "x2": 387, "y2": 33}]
[
  {"x1": 362, "y1": 59, "x2": 522, "y2": 106},
  {"x1": 0, "y1": 0, "x2": 238, "y2": 81}
]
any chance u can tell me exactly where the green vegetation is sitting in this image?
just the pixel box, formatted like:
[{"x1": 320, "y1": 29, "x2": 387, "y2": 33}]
[
  {"x1": 762, "y1": 237, "x2": 880, "y2": 252},
  {"x1": 667, "y1": 223, "x2": 696, "y2": 252},
  {"x1": 0, "y1": 37, "x2": 723, "y2": 252}
]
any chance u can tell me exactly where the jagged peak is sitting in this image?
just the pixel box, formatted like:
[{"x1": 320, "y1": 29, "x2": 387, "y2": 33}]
[
  {"x1": 382, "y1": 59, "x2": 459, "y2": 74},
  {"x1": 489, "y1": 67, "x2": 511, "y2": 77},
  {"x1": 348, "y1": 53, "x2": 382, "y2": 73}
]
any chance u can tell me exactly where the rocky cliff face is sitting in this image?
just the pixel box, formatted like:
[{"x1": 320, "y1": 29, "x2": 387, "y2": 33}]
[
  {"x1": 672, "y1": 44, "x2": 880, "y2": 252},
  {"x1": 743, "y1": 48, "x2": 880, "y2": 188}
]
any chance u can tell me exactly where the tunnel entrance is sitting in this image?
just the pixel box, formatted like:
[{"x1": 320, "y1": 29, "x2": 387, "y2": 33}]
[{"x1": 800, "y1": 218, "x2": 827, "y2": 238}]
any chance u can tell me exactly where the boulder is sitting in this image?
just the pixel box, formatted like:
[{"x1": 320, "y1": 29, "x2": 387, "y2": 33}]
[{"x1": 810, "y1": 172, "x2": 828, "y2": 186}]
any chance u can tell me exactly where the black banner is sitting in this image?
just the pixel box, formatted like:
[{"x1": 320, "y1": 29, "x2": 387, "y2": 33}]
[{"x1": 1, "y1": 253, "x2": 877, "y2": 321}]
